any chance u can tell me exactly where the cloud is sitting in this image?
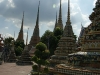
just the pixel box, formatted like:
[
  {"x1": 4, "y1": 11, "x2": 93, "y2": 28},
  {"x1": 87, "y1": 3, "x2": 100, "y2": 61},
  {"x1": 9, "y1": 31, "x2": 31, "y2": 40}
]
[
  {"x1": 47, "y1": 21, "x2": 55, "y2": 28},
  {"x1": 93, "y1": 0, "x2": 96, "y2": 6},
  {"x1": 6, "y1": 33, "x2": 13, "y2": 37},
  {"x1": 0, "y1": 0, "x2": 95, "y2": 40},
  {"x1": 0, "y1": 0, "x2": 4, "y2": 3},
  {"x1": 7, "y1": 0, "x2": 15, "y2": 8},
  {"x1": 24, "y1": 32, "x2": 27, "y2": 36},
  {"x1": 5, "y1": 27, "x2": 8, "y2": 29}
]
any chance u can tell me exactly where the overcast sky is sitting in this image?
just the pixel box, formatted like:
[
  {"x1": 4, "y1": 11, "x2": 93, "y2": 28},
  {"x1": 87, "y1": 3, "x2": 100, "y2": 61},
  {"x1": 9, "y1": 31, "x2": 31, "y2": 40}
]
[{"x1": 0, "y1": 0, "x2": 97, "y2": 43}]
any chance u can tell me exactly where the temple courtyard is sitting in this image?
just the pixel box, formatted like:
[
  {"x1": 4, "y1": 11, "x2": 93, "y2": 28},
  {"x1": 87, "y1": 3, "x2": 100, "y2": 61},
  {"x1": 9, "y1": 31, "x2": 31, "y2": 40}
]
[{"x1": 0, "y1": 63, "x2": 32, "y2": 75}]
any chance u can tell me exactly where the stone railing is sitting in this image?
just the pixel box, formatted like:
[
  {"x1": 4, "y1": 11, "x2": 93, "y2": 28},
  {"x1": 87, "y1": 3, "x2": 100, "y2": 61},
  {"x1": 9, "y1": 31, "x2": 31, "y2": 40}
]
[{"x1": 56, "y1": 68, "x2": 100, "y2": 75}]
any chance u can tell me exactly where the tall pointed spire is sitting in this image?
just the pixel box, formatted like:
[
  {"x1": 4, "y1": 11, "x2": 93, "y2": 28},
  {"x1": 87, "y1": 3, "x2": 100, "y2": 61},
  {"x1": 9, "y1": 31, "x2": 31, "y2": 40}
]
[
  {"x1": 79, "y1": 23, "x2": 85, "y2": 38},
  {"x1": 59, "y1": 0, "x2": 62, "y2": 21},
  {"x1": 57, "y1": 0, "x2": 63, "y2": 30},
  {"x1": 81, "y1": 22, "x2": 84, "y2": 29},
  {"x1": 20, "y1": 11, "x2": 24, "y2": 32},
  {"x1": 67, "y1": 0, "x2": 71, "y2": 24},
  {"x1": 26, "y1": 28, "x2": 29, "y2": 45},
  {"x1": 36, "y1": 1, "x2": 40, "y2": 28},
  {"x1": 16, "y1": 12, "x2": 24, "y2": 42},
  {"x1": 56, "y1": 11, "x2": 57, "y2": 24},
  {"x1": 28, "y1": 1, "x2": 40, "y2": 50},
  {"x1": 63, "y1": 0, "x2": 74, "y2": 37},
  {"x1": 33, "y1": 1, "x2": 40, "y2": 36}
]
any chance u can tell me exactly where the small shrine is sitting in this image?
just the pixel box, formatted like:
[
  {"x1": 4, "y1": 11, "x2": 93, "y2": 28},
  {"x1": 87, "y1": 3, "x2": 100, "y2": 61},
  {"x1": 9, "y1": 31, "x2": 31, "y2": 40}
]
[
  {"x1": 16, "y1": 30, "x2": 33, "y2": 65},
  {"x1": 50, "y1": 0, "x2": 76, "y2": 66},
  {"x1": 8, "y1": 39, "x2": 16, "y2": 62}
]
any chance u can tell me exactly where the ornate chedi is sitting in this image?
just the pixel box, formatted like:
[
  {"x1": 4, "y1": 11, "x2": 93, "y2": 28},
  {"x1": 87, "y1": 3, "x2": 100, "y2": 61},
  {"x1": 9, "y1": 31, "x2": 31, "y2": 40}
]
[
  {"x1": 54, "y1": 0, "x2": 63, "y2": 30},
  {"x1": 54, "y1": 0, "x2": 100, "y2": 75},
  {"x1": 8, "y1": 39, "x2": 16, "y2": 62},
  {"x1": 16, "y1": 12, "x2": 24, "y2": 42},
  {"x1": 81, "y1": 0, "x2": 100, "y2": 52},
  {"x1": 50, "y1": 0, "x2": 76, "y2": 65},
  {"x1": 16, "y1": 29, "x2": 33, "y2": 65},
  {"x1": 28, "y1": 1, "x2": 40, "y2": 51},
  {"x1": 67, "y1": 0, "x2": 100, "y2": 67}
]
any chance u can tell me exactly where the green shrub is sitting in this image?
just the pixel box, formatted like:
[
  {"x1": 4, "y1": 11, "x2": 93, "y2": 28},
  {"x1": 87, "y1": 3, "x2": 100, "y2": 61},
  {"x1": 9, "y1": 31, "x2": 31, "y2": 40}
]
[
  {"x1": 32, "y1": 65, "x2": 38, "y2": 72},
  {"x1": 44, "y1": 68, "x2": 49, "y2": 73}
]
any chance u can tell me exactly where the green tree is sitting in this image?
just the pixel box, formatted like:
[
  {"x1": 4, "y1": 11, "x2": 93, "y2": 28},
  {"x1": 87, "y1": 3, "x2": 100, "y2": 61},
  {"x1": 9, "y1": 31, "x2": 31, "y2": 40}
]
[
  {"x1": 4, "y1": 37, "x2": 14, "y2": 57},
  {"x1": 41, "y1": 30, "x2": 53, "y2": 46},
  {"x1": 32, "y1": 42, "x2": 50, "y2": 74},
  {"x1": 14, "y1": 40, "x2": 25, "y2": 56},
  {"x1": 4, "y1": 37, "x2": 14, "y2": 49},
  {"x1": 15, "y1": 46, "x2": 23, "y2": 56},
  {"x1": 41, "y1": 28, "x2": 63, "y2": 56},
  {"x1": 4, "y1": 37, "x2": 14, "y2": 43},
  {"x1": 54, "y1": 27, "x2": 63, "y2": 37},
  {"x1": 14, "y1": 41, "x2": 25, "y2": 49},
  {"x1": 41, "y1": 30, "x2": 57, "y2": 56}
]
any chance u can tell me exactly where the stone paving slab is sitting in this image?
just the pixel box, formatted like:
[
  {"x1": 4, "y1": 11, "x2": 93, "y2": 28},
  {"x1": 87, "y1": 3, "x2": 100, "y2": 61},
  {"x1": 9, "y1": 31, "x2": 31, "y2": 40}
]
[{"x1": 0, "y1": 63, "x2": 32, "y2": 75}]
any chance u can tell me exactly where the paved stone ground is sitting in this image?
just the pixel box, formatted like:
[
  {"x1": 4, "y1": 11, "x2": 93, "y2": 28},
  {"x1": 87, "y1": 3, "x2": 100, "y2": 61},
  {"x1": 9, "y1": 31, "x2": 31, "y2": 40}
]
[{"x1": 0, "y1": 63, "x2": 32, "y2": 75}]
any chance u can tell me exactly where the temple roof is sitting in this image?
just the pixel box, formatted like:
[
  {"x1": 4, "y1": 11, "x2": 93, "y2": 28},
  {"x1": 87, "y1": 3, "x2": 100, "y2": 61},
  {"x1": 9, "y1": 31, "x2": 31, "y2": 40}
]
[{"x1": 79, "y1": 25, "x2": 86, "y2": 38}]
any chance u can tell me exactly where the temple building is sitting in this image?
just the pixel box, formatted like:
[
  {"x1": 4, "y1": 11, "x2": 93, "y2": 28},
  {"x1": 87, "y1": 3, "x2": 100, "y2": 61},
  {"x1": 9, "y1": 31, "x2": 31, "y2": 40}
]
[
  {"x1": 54, "y1": 0, "x2": 63, "y2": 30},
  {"x1": 16, "y1": 12, "x2": 24, "y2": 42},
  {"x1": 50, "y1": 0, "x2": 76, "y2": 66},
  {"x1": 77, "y1": 24, "x2": 86, "y2": 50},
  {"x1": 28, "y1": 1, "x2": 40, "y2": 51},
  {"x1": 54, "y1": 0, "x2": 100, "y2": 74},
  {"x1": 16, "y1": 29, "x2": 33, "y2": 65}
]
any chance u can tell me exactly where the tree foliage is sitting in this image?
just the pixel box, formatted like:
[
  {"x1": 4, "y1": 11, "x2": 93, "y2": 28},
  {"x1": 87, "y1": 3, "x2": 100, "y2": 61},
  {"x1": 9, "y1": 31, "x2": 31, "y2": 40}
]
[
  {"x1": 4, "y1": 37, "x2": 14, "y2": 49},
  {"x1": 15, "y1": 46, "x2": 23, "y2": 56},
  {"x1": 14, "y1": 40, "x2": 25, "y2": 49},
  {"x1": 54, "y1": 27, "x2": 63, "y2": 37},
  {"x1": 32, "y1": 65, "x2": 38, "y2": 72},
  {"x1": 14, "y1": 40, "x2": 25, "y2": 56},
  {"x1": 32, "y1": 42, "x2": 50, "y2": 74},
  {"x1": 4, "y1": 37, "x2": 25, "y2": 56},
  {"x1": 43, "y1": 68, "x2": 49, "y2": 73},
  {"x1": 41, "y1": 28, "x2": 63, "y2": 56},
  {"x1": 36, "y1": 42, "x2": 47, "y2": 52},
  {"x1": 4, "y1": 37, "x2": 14, "y2": 45}
]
